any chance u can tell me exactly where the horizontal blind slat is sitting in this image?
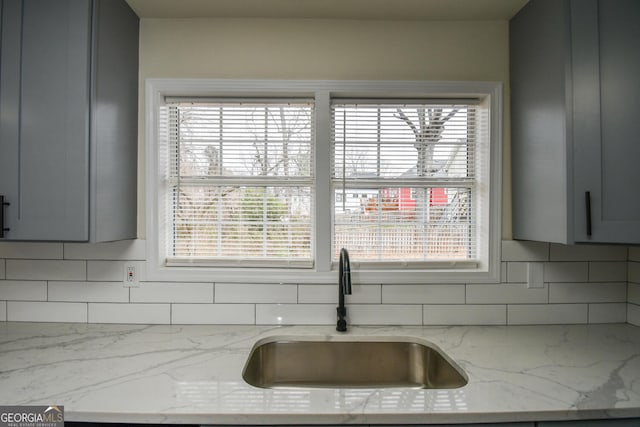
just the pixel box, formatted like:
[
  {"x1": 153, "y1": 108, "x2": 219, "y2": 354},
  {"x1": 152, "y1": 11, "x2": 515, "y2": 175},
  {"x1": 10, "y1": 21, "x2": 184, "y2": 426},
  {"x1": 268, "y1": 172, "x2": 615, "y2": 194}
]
[
  {"x1": 331, "y1": 101, "x2": 477, "y2": 263},
  {"x1": 164, "y1": 100, "x2": 315, "y2": 264}
]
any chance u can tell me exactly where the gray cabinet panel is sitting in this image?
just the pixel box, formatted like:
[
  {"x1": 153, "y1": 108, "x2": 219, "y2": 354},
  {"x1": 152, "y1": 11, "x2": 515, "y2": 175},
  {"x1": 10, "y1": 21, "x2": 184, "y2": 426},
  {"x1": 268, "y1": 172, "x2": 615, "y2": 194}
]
[
  {"x1": 91, "y1": 0, "x2": 139, "y2": 241},
  {"x1": 572, "y1": 0, "x2": 640, "y2": 243},
  {"x1": 0, "y1": 0, "x2": 138, "y2": 242},
  {"x1": 204, "y1": 424, "x2": 535, "y2": 427},
  {"x1": 570, "y1": 0, "x2": 601, "y2": 242},
  {"x1": 593, "y1": 0, "x2": 640, "y2": 238},
  {"x1": 510, "y1": 0, "x2": 640, "y2": 244},
  {"x1": 510, "y1": 0, "x2": 571, "y2": 243},
  {"x1": 0, "y1": 0, "x2": 21, "y2": 230},
  {"x1": 385, "y1": 424, "x2": 534, "y2": 427},
  {"x1": 18, "y1": 0, "x2": 90, "y2": 240},
  {"x1": 538, "y1": 419, "x2": 640, "y2": 426}
]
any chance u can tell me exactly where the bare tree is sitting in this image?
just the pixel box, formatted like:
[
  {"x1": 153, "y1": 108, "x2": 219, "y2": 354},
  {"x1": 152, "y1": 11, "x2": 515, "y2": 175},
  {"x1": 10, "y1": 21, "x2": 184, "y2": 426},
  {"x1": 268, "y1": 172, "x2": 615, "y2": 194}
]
[
  {"x1": 395, "y1": 107, "x2": 459, "y2": 177},
  {"x1": 394, "y1": 107, "x2": 461, "y2": 256},
  {"x1": 243, "y1": 106, "x2": 312, "y2": 256},
  {"x1": 174, "y1": 108, "x2": 236, "y2": 257}
]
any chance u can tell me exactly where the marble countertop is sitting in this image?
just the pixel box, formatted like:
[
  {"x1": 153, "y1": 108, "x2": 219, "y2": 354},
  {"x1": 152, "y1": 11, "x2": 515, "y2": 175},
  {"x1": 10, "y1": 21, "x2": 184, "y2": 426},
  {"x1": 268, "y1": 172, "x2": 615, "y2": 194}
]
[{"x1": 0, "y1": 322, "x2": 639, "y2": 425}]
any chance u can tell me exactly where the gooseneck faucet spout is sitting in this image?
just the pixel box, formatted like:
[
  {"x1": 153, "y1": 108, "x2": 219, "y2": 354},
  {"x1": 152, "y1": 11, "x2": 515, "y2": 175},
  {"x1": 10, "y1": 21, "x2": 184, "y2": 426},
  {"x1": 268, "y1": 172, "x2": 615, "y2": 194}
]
[{"x1": 337, "y1": 248, "x2": 352, "y2": 332}]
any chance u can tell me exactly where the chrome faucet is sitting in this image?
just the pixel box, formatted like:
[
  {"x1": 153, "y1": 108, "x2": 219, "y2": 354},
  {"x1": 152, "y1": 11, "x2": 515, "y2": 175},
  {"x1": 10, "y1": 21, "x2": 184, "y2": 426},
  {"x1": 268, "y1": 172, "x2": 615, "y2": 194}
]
[{"x1": 336, "y1": 247, "x2": 352, "y2": 332}]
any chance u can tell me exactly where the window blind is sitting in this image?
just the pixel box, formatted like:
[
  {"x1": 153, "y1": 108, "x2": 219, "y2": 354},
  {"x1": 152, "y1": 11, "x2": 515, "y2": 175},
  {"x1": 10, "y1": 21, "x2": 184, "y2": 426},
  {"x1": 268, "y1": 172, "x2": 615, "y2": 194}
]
[
  {"x1": 331, "y1": 101, "x2": 478, "y2": 264},
  {"x1": 163, "y1": 100, "x2": 315, "y2": 267}
]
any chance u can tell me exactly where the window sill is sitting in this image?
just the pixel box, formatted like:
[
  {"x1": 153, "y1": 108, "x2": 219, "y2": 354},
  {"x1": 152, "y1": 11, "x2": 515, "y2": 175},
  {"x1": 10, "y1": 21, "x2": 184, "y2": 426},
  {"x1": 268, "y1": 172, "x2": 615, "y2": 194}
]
[{"x1": 145, "y1": 261, "x2": 501, "y2": 284}]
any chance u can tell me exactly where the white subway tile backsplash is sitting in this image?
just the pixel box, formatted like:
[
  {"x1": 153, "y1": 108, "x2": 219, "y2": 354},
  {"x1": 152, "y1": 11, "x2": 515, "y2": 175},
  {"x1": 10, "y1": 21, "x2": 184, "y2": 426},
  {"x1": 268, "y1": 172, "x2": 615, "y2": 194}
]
[
  {"x1": 131, "y1": 282, "x2": 213, "y2": 303},
  {"x1": 588, "y1": 262, "x2": 627, "y2": 282},
  {"x1": 256, "y1": 304, "x2": 334, "y2": 325},
  {"x1": 544, "y1": 262, "x2": 588, "y2": 282},
  {"x1": 500, "y1": 262, "x2": 507, "y2": 282},
  {"x1": 588, "y1": 303, "x2": 627, "y2": 323},
  {"x1": 0, "y1": 242, "x2": 63, "y2": 259},
  {"x1": 507, "y1": 304, "x2": 588, "y2": 325},
  {"x1": 0, "y1": 239, "x2": 636, "y2": 326},
  {"x1": 501, "y1": 240, "x2": 549, "y2": 262},
  {"x1": 549, "y1": 282, "x2": 627, "y2": 303},
  {"x1": 64, "y1": 239, "x2": 145, "y2": 260},
  {"x1": 295, "y1": 284, "x2": 332, "y2": 303},
  {"x1": 0, "y1": 281, "x2": 47, "y2": 301},
  {"x1": 297, "y1": 284, "x2": 381, "y2": 304},
  {"x1": 466, "y1": 283, "x2": 548, "y2": 304},
  {"x1": 349, "y1": 304, "x2": 422, "y2": 325},
  {"x1": 629, "y1": 261, "x2": 640, "y2": 284},
  {"x1": 628, "y1": 303, "x2": 640, "y2": 326},
  {"x1": 423, "y1": 304, "x2": 505, "y2": 325},
  {"x1": 348, "y1": 284, "x2": 382, "y2": 303},
  {"x1": 216, "y1": 283, "x2": 296, "y2": 303},
  {"x1": 628, "y1": 283, "x2": 640, "y2": 305},
  {"x1": 172, "y1": 304, "x2": 254, "y2": 324},
  {"x1": 88, "y1": 303, "x2": 170, "y2": 324},
  {"x1": 48, "y1": 281, "x2": 129, "y2": 303},
  {"x1": 87, "y1": 260, "x2": 147, "y2": 282},
  {"x1": 6, "y1": 260, "x2": 85, "y2": 281},
  {"x1": 87, "y1": 261, "x2": 121, "y2": 281},
  {"x1": 8, "y1": 301, "x2": 87, "y2": 323},
  {"x1": 550, "y1": 243, "x2": 627, "y2": 261},
  {"x1": 381, "y1": 284, "x2": 465, "y2": 304},
  {"x1": 506, "y1": 262, "x2": 528, "y2": 283}
]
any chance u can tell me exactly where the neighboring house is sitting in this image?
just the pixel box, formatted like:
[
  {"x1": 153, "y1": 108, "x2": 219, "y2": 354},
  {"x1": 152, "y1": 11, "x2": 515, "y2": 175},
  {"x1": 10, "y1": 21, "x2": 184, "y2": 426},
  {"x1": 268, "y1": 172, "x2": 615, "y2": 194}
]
[{"x1": 353, "y1": 166, "x2": 449, "y2": 218}]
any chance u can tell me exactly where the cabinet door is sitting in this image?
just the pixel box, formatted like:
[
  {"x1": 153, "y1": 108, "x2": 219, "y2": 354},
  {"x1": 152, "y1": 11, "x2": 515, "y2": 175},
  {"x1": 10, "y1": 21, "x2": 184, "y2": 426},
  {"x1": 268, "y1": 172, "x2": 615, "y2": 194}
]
[
  {"x1": 510, "y1": 0, "x2": 573, "y2": 243},
  {"x1": 572, "y1": 0, "x2": 640, "y2": 243},
  {"x1": 538, "y1": 419, "x2": 640, "y2": 426},
  {"x1": 0, "y1": 0, "x2": 91, "y2": 241},
  {"x1": 0, "y1": 0, "x2": 21, "y2": 237}
]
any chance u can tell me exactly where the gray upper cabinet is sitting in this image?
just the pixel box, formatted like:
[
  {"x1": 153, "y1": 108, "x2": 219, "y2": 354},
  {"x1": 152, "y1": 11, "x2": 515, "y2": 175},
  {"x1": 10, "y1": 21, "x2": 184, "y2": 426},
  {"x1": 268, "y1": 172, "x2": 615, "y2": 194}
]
[
  {"x1": 0, "y1": 0, "x2": 138, "y2": 242},
  {"x1": 510, "y1": 0, "x2": 640, "y2": 244},
  {"x1": 538, "y1": 419, "x2": 640, "y2": 426}
]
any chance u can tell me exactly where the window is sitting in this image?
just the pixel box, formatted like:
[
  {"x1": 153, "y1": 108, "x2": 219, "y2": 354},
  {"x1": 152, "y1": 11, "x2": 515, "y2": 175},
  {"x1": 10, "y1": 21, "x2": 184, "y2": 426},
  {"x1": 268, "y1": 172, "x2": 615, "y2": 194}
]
[
  {"x1": 146, "y1": 80, "x2": 502, "y2": 283},
  {"x1": 331, "y1": 101, "x2": 478, "y2": 267},
  {"x1": 164, "y1": 100, "x2": 314, "y2": 267}
]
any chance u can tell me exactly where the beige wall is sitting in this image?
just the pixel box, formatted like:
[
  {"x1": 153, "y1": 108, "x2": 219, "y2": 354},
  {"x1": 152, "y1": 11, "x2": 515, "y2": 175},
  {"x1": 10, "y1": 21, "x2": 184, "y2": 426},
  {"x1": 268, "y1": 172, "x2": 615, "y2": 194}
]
[{"x1": 138, "y1": 18, "x2": 512, "y2": 238}]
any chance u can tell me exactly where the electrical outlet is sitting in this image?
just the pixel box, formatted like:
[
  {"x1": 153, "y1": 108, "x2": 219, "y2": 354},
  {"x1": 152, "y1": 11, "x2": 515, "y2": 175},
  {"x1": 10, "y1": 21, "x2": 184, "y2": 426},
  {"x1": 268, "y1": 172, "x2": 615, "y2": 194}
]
[{"x1": 123, "y1": 263, "x2": 139, "y2": 287}]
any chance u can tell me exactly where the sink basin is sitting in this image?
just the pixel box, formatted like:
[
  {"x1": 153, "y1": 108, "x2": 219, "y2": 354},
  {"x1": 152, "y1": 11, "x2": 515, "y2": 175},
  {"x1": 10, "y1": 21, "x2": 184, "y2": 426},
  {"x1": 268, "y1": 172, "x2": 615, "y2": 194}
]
[{"x1": 242, "y1": 336, "x2": 467, "y2": 389}]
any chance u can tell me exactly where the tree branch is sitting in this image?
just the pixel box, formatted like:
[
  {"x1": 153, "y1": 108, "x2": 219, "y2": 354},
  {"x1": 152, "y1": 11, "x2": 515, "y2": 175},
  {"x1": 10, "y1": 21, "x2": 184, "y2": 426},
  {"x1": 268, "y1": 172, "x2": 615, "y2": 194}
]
[
  {"x1": 443, "y1": 108, "x2": 459, "y2": 123},
  {"x1": 395, "y1": 108, "x2": 420, "y2": 138}
]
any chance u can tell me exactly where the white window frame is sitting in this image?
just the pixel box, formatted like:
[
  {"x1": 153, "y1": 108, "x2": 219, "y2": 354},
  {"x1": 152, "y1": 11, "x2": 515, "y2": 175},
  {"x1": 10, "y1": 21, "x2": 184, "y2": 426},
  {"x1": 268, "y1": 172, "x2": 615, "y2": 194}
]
[{"x1": 145, "y1": 79, "x2": 502, "y2": 284}]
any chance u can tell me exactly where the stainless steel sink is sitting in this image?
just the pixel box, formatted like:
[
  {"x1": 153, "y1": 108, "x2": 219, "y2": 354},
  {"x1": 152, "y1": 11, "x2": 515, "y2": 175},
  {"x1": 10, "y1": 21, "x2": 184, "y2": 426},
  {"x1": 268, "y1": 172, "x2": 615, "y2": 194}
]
[{"x1": 242, "y1": 336, "x2": 467, "y2": 389}]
